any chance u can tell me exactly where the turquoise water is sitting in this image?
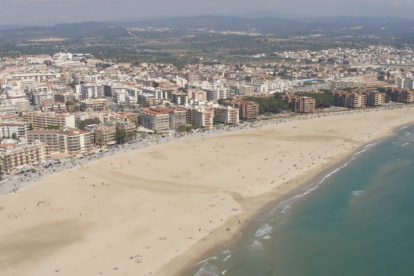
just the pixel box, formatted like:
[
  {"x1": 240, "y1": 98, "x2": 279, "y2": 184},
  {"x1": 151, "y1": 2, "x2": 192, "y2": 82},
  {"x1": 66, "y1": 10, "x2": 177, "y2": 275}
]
[{"x1": 184, "y1": 124, "x2": 414, "y2": 276}]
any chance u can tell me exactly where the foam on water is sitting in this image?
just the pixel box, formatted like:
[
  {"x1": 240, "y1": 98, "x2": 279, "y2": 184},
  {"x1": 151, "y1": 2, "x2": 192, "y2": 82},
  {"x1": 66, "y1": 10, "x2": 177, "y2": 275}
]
[
  {"x1": 254, "y1": 223, "x2": 273, "y2": 237},
  {"x1": 223, "y1": 255, "x2": 231, "y2": 262},
  {"x1": 194, "y1": 263, "x2": 220, "y2": 276},
  {"x1": 271, "y1": 141, "x2": 380, "y2": 215},
  {"x1": 248, "y1": 240, "x2": 264, "y2": 251},
  {"x1": 221, "y1": 270, "x2": 227, "y2": 275},
  {"x1": 402, "y1": 143, "x2": 409, "y2": 147},
  {"x1": 193, "y1": 256, "x2": 218, "y2": 266},
  {"x1": 352, "y1": 190, "x2": 364, "y2": 196},
  {"x1": 263, "y1": 235, "x2": 271, "y2": 240},
  {"x1": 222, "y1": 249, "x2": 231, "y2": 254}
]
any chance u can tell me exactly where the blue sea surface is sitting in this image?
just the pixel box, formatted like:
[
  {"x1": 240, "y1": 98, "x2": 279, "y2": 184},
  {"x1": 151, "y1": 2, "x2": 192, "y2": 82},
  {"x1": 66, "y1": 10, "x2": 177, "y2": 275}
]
[{"x1": 184, "y1": 124, "x2": 414, "y2": 276}]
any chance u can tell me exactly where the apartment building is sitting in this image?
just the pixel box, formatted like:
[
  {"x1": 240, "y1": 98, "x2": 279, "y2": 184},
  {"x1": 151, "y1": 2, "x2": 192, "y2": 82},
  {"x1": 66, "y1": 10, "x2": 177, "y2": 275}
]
[
  {"x1": 140, "y1": 109, "x2": 170, "y2": 133},
  {"x1": 17, "y1": 100, "x2": 31, "y2": 112},
  {"x1": 27, "y1": 128, "x2": 92, "y2": 154},
  {"x1": 94, "y1": 126, "x2": 116, "y2": 146},
  {"x1": 171, "y1": 92, "x2": 188, "y2": 105},
  {"x1": 23, "y1": 112, "x2": 76, "y2": 129},
  {"x1": 80, "y1": 99, "x2": 108, "y2": 111},
  {"x1": 189, "y1": 89, "x2": 207, "y2": 101},
  {"x1": 214, "y1": 106, "x2": 240, "y2": 124},
  {"x1": 54, "y1": 93, "x2": 76, "y2": 104},
  {"x1": 387, "y1": 89, "x2": 414, "y2": 103},
  {"x1": 347, "y1": 93, "x2": 367, "y2": 108},
  {"x1": 281, "y1": 95, "x2": 316, "y2": 113},
  {"x1": 224, "y1": 99, "x2": 260, "y2": 120},
  {"x1": 0, "y1": 141, "x2": 48, "y2": 172},
  {"x1": 140, "y1": 106, "x2": 186, "y2": 132},
  {"x1": 0, "y1": 122, "x2": 29, "y2": 138},
  {"x1": 331, "y1": 91, "x2": 367, "y2": 108},
  {"x1": 366, "y1": 92, "x2": 386, "y2": 106},
  {"x1": 194, "y1": 106, "x2": 213, "y2": 128}
]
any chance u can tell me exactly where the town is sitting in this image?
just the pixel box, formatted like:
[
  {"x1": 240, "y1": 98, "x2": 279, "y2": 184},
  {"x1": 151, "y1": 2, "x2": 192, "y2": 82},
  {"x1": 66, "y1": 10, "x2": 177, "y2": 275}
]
[{"x1": 0, "y1": 45, "x2": 413, "y2": 175}]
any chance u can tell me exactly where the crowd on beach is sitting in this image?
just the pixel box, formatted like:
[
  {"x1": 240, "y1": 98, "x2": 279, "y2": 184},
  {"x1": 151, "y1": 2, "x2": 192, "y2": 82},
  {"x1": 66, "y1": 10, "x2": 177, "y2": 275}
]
[{"x1": 1, "y1": 104, "x2": 413, "y2": 196}]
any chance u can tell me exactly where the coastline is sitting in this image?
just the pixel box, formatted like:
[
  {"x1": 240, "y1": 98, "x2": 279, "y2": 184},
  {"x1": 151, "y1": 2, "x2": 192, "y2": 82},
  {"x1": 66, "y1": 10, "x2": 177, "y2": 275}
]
[
  {"x1": 163, "y1": 113, "x2": 414, "y2": 276},
  {"x1": 1, "y1": 107, "x2": 414, "y2": 276}
]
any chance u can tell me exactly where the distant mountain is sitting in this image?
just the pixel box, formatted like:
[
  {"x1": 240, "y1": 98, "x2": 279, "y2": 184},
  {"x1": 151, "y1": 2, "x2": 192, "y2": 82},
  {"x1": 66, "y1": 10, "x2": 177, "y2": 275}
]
[
  {"x1": 0, "y1": 15, "x2": 413, "y2": 40},
  {"x1": 0, "y1": 24, "x2": 31, "y2": 31}
]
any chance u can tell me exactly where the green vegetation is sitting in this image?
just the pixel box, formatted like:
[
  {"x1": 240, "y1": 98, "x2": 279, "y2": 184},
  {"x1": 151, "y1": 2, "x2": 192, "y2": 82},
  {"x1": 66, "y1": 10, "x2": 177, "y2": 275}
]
[
  {"x1": 46, "y1": 125, "x2": 60, "y2": 130},
  {"x1": 11, "y1": 133, "x2": 17, "y2": 140},
  {"x1": 78, "y1": 118, "x2": 100, "y2": 130},
  {"x1": 67, "y1": 82, "x2": 76, "y2": 89},
  {"x1": 296, "y1": 92, "x2": 334, "y2": 108},
  {"x1": 115, "y1": 129, "x2": 126, "y2": 144},
  {"x1": 244, "y1": 96, "x2": 289, "y2": 114},
  {"x1": 177, "y1": 124, "x2": 201, "y2": 132}
]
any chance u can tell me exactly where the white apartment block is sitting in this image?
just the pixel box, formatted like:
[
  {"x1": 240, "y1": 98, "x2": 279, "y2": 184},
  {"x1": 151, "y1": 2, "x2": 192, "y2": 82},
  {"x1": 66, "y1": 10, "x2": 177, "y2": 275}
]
[
  {"x1": 27, "y1": 128, "x2": 93, "y2": 155},
  {"x1": 0, "y1": 122, "x2": 29, "y2": 138},
  {"x1": 23, "y1": 112, "x2": 76, "y2": 129},
  {"x1": 0, "y1": 141, "x2": 48, "y2": 172}
]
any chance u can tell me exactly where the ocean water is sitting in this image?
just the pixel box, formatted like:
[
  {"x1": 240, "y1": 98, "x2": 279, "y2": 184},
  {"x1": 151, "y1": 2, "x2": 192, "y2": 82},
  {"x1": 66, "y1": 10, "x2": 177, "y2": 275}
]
[{"x1": 184, "y1": 124, "x2": 414, "y2": 276}]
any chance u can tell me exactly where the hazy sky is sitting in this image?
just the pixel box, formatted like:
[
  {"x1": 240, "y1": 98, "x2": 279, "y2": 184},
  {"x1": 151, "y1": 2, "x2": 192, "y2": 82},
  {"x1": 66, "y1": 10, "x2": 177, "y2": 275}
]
[{"x1": 1, "y1": 0, "x2": 414, "y2": 25}]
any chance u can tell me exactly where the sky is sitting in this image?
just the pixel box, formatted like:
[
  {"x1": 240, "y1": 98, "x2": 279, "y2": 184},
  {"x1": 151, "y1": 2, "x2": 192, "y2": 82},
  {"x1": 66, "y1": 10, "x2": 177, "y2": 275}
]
[{"x1": 1, "y1": 0, "x2": 414, "y2": 25}]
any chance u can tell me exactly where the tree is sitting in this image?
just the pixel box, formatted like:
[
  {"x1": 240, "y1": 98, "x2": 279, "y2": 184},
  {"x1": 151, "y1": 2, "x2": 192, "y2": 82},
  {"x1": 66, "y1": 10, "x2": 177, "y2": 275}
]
[
  {"x1": 245, "y1": 76, "x2": 252, "y2": 82},
  {"x1": 115, "y1": 129, "x2": 127, "y2": 144},
  {"x1": 296, "y1": 92, "x2": 334, "y2": 108},
  {"x1": 78, "y1": 118, "x2": 100, "y2": 130},
  {"x1": 11, "y1": 133, "x2": 17, "y2": 140},
  {"x1": 29, "y1": 123, "x2": 34, "y2": 131},
  {"x1": 67, "y1": 82, "x2": 76, "y2": 89},
  {"x1": 385, "y1": 94, "x2": 391, "y2": 103},
  {"x1": 66, "y1": 101, "x2": 73, "y2": 106},
  {"x1": 0, "y1": 165, "x2": 2, "y2": 181},
  {"x1": 97, "y1": 138, "x2": 103, "y2": 147},
  {"x1": 244, "y1": 96, "x2": 289, "y2": 114},
  {"x1": 177, "y1": 125, "x2": 187, "y2": 132}
]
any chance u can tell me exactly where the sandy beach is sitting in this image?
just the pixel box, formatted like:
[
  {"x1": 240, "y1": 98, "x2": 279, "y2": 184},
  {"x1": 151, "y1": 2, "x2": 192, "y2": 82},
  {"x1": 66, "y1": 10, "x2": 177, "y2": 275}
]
[{"x1": 1, "y1": 107, "x2": 414, "y2": 276}]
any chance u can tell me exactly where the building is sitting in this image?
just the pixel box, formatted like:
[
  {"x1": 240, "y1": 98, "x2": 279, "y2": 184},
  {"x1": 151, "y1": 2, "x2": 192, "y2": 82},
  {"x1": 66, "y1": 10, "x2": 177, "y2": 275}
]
[
  {"x1": 0, "y1": 122, "x2": 29, "y2": 138},
  {"x1": 387, "y1": 89, "x2": 414, "y2": 103},
  {"x1": 347, "y1": 93, "x2": 367, "y2": 108},
  {"x1": 27, "y1": 128, "x2": 93, "y2": 154},
  {"x1": 331, "y1": 91, "x2": 367, "y2": 108},
  {"x1": 171, "y1": 92, "x2": 188, "y2": 105},
  {"x1": 140, "y1": 106, "x2": 187, "y2": 132},
  {"x1": 224, "y1": 99, "x2": 260, "y2": 120},
  {"x1": 0, "y1": 141, "x2": 48, "y2": 172},
  {"x1": 214, "y1": 106, "x2": 239, "y2": 124},
  {"x1": 80, "y1": 99, "x2": 108, "y2": 111},
  {"x1": 17, "y1": 100, "x2": 31, "y2": 112},
  {"x1": 281, "y1": 95, "x2": 316, "y2": 113},
  {"x1": 194, "y1": 106, "x2": 213, "y2": 128},
  {"x1": 94, "y1": 126, "x2": 116, "y2": 146},
  {"x1": 189, "y1": 89, "x2": 207, "y2": 102},
  {"x1": 366, "y1": 92, "x2": 386, "y2": 106},
  {"x1": 140, "y1": 109, "x2": 170, "y2": 133},
  {"x1": 23, "y1": 112, "x2": 76, "y2": 129}
]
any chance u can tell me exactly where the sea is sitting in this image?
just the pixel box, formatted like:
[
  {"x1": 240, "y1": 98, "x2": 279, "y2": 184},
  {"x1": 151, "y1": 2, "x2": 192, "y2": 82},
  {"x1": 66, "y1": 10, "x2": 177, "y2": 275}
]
[{"x1": 183, "y1": 124, "x2": 414, "y2": 276}]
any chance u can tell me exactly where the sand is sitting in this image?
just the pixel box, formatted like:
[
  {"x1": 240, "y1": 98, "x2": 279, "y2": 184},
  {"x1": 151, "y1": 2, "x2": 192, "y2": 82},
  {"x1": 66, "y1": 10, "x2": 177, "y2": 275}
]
[{"x1": 1, "y1": 107, "x2": 414, "y2": 276}]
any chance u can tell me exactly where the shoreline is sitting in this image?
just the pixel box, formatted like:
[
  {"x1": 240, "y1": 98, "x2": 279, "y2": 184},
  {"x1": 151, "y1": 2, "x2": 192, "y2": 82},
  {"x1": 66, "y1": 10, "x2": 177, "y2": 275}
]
[
  {"x1": 1, "y1": 107, "x2": 414, "y2": 276},
  {"x1": 1, "y1": 105, "x2": 411, "y2": 196},
  {"x1": 163, "y1": 118, "x2": 414, "y2": 276}
]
